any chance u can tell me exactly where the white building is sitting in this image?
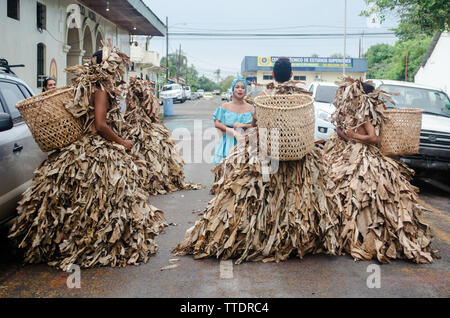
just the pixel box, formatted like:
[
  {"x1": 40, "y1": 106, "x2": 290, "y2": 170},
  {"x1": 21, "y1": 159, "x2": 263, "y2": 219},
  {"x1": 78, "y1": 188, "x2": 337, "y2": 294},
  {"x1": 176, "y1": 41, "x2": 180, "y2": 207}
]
[
  {"x1": 414, "y1": 32, "x2": 450, "y2": 95},
  {"x1": 242, "y1": 56, "x2": 368, "y2": 88},
  {"x1": 129, "y1": 36, "x2": 162, "y2": 84},
  {"x1": 1, "y1": 0, "x2": 165, "y2": 94}
]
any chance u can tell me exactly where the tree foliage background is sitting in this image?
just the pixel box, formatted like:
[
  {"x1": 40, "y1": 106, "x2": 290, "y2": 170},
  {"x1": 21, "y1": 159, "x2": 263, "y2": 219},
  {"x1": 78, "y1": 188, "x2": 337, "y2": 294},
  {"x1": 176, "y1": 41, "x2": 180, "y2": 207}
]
[
  {"x1": 363, "y1": 36, "x2": 432, "y2": 81},
  {"x1": 159, "y1": 51, "x2": 232, "y2": 92},
  {"x1": 361, "y1": 0, "x2": 447, "y2": 81},
  {"x1": 362, "y1": 0, "x2": 449, "y2": 41}
]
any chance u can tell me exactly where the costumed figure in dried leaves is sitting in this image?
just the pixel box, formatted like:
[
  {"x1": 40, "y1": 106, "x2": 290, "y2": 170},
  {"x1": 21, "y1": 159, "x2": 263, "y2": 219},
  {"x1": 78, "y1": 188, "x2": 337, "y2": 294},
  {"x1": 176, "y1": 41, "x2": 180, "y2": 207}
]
[
  {"x1": 210, "y1": 77, "x2": 254, "y2": 194},
  {"x1": 173, "y1": 57, "x2": 339, "y2": 264},
  {"x1": 322, "y1": 77, "x2": 437, "y2": 263},
  {"x1": 123, "y1": 77, "x2": 201, "y2": 194},
  {"x1": 8, "y1": 40, "x2": 167, "y2": 271}
]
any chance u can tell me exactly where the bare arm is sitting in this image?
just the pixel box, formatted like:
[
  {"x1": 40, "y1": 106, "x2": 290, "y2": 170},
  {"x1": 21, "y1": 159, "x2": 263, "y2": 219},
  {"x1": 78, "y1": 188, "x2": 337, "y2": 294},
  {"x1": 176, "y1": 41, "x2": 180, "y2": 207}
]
[
  {"x1": 346, "y1": 121, "x2": 380, "y2": 145},
  {"x1": 215, "y1": 120, "x2": 240, "y2": 137},
  {"x1": 251, "y1": 114, "x2": 257, "y2": 127},
  {"x1": 336, "y1": 127, "x2": 350, "y2": 142},
  {"x1": 94, "y1": 89, "x2": 133, "y2": 150},
  {"x1": 233, "y1": 122, "x2": 253, "y2": 129}
]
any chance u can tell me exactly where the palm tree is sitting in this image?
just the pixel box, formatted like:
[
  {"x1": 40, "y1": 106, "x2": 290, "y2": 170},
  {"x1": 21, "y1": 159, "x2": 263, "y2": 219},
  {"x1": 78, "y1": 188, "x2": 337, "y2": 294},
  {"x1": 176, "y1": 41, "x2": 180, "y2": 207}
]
[{"x1": 214, "y1": 69, "x2": 221, "y2": 83}]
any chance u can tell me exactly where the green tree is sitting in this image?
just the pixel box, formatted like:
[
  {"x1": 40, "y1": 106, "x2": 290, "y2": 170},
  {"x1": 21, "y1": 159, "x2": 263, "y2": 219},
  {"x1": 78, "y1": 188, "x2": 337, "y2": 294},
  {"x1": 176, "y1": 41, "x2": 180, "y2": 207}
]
[
  {"x1": 214, "y1": 69, "x2": 221, "y2": 83},
  {"x1": 159, "y1": 52, "x2": 199, "y2": 89},
  {"x1": 364, "y1": 36, "x2": 432, "y2": 82},
  {"x1": 198, "y1": 76, "x2": 219, "y2": 92},
  {"x1": 388, "y1": 36, "x2": 432, "y2": 81},
  {"x1": 311, "y1": 53, "x2": 319, "y2": 57},
  {"x1": 363, "y1": 43, "x2": 395, "y2": 78},
  {"x1": 361, "y1": 0, "x2": 450, "y2": 40},
  {"x1": 220, "y1": 75, "x2": 234, "y2": 92}
]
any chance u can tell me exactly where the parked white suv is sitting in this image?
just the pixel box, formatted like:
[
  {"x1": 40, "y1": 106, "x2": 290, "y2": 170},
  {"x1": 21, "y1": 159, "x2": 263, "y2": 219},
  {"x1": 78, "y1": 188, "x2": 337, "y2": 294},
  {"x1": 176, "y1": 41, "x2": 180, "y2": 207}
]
[
  {"x1": 183, "y1": 85, "x2": 192, "y2": 100},
  {"x1": 0, "y1": 69, "x2": 47, "y2": 225},
  {"x1": 159, "y1": 83, "x2": 186, "y2": 103},
  {"x1": 370, "y1": 79, "x2": 450, "y2": 172},
  {"x1": 308, "y1": 82, "x2": 338, "y2": 141}
]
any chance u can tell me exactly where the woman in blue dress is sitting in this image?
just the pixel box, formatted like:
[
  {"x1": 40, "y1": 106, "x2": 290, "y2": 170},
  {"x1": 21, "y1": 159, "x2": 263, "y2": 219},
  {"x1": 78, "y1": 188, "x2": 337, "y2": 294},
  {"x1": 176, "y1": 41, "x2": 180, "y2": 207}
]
[{"x1": 212, "y1": 77, "x2": 254, "y2": 166}]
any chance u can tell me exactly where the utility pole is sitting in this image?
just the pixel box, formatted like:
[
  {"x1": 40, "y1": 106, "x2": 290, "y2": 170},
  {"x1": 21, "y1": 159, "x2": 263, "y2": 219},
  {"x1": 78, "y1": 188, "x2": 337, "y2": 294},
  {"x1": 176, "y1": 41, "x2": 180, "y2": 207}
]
[
  {"x1": 343, "y1": 0, "x2": 347, "y2": 76},
  {"x1": 166, "y1": 16, "x2": 169, "y2": 83},
  {"x1": 177, "y1": 43, "x2": 181, "y2": 83},
  {"x1": 405, "y1": 50, "x2": 409, "y2": 81}
]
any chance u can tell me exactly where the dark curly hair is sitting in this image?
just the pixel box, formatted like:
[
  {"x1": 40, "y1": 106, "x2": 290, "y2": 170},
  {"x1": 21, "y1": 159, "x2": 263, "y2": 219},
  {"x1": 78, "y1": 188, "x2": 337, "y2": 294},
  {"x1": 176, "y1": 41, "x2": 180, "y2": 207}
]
[
  {"x1": 92, "y1": 50, "x2": 103, "y2": 64},
  {"x1": 273, "y1": 57, "x2": 292, "y2": 83}
]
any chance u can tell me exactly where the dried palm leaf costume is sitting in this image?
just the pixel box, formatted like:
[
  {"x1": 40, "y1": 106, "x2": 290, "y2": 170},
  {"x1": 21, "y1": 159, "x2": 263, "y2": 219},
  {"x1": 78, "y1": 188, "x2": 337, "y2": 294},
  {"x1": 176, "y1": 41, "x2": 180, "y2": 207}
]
[
  {"x1": 123, "y1": 77, "x2": 201, "y2": 194},
  {"x1": 8, "y1": 41, "x2": 167, "y2": 271},
  {"x1": 173, "y1": 82, "x2": 339, "y2": 264},
  {"x1": 322, "y1": 77, "x2": 436, "y2": 263}
]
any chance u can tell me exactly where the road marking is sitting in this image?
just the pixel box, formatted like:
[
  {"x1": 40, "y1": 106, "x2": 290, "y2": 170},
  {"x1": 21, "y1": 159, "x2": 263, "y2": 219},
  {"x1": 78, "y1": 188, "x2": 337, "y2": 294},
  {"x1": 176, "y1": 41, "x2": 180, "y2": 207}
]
[{"x1": 220, "y1": 260, "x2": 233, "y2": 279}]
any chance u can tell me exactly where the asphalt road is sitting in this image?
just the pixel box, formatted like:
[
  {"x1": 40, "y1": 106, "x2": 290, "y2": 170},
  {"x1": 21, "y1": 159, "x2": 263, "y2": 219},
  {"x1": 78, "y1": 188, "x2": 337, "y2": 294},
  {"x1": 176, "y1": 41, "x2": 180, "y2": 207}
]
[{"x1": 0, "y1": 96, "x2": 449, "y2": 298}]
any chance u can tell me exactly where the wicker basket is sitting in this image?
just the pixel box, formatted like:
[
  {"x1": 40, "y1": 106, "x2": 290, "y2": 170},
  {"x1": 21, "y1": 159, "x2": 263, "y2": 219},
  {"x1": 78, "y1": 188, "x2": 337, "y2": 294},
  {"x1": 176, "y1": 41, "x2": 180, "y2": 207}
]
[
  {"x1": 16, "y1": 86, "x2": 82, "y2": 152},
  {"x1": 254, "y1": 94, "x2": 315, "y2": 161},
  {"x1": 380, "y1": 108, "x2": 422, "y2": 156}
]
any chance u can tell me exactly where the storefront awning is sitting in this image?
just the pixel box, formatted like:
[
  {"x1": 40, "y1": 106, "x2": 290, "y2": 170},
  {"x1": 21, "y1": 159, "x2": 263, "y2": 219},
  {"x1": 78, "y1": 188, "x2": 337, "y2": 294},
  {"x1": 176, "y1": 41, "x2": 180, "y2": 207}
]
[{"x1": 79, "y1": 0, "x2": 165, "y2": 36}]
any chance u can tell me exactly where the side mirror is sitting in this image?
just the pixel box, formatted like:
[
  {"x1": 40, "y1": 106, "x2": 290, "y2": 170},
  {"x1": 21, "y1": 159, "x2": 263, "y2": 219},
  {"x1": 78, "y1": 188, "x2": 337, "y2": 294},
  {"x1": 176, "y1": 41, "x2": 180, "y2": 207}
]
[{"x1": 0, "y1": 112, "x2": 13, "y2": 132}]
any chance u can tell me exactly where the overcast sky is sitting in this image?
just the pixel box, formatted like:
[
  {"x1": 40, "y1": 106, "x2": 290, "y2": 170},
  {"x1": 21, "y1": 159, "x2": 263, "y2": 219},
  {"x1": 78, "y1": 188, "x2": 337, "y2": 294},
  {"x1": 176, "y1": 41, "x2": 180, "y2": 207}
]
[{"x1": 143, "y1": 0, "x2": 399, "y2": 80}]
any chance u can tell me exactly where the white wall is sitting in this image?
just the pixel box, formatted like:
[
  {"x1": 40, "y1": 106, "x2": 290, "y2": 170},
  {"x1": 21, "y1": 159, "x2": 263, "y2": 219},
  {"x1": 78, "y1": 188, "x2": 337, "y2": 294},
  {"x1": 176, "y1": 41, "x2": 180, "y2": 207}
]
[
  {"x1": 415, "y1": 32, "x2": 450, "y2": 96},
  {"x1": 1, "y1": 0, "x2": 131, "y2": 94}
]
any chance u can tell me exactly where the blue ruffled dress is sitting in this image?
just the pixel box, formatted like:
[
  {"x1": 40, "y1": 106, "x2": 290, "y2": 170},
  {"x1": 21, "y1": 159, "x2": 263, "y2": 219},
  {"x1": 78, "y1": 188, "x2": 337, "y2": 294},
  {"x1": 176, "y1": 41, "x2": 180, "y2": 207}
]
[{"x1": 212, "y1": 106, "x2": 254, "y2": 166}]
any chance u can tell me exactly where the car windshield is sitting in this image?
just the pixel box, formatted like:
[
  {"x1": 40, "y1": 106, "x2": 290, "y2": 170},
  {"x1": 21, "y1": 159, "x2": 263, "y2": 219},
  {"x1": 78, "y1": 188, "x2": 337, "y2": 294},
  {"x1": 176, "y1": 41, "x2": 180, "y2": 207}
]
[
  {"x1": 315, "y1": 86, "x2": 338, "y2": 103},
  {"x1": 380, "y1": 84, "x2": 450, "y2": 118},
  {"x1": 163, "y1": 85, "x2": 179, "y2": 91}
]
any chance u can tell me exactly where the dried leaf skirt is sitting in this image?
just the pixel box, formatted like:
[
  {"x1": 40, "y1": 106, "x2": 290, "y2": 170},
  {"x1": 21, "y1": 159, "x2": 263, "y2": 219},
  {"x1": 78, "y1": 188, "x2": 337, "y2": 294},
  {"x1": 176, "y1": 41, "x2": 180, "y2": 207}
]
[
  {"x1": 173, "y1": 132, "x2": 339, "y2": 264},
  {"x1": 8, "y1": 134, "x2": 167, "y2": 271},
  {"x1": 124, "y1": 109, "x2": 201, "y2": 194},
  {"x1": 322, "y1": 133, "x2": 435, "y2": 263}
]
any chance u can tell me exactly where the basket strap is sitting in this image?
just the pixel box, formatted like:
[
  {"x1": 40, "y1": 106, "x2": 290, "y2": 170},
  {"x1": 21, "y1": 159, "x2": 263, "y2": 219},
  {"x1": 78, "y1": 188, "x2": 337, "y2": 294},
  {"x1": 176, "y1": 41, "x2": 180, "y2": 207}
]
[{"x1": 261, "y1": 159, "x2": 270, "y2": 183}]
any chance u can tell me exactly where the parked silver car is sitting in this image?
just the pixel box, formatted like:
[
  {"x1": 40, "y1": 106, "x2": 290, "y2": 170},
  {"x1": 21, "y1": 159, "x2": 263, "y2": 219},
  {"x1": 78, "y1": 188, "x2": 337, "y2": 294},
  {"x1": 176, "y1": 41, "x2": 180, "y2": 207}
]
[{"x1": 0, "y1": 71, "x2": 47, "y2": 225}]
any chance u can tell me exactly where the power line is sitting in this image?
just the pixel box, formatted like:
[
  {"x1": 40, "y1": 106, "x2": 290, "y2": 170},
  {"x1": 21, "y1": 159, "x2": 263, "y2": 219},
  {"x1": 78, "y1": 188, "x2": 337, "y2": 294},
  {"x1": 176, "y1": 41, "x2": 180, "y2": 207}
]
[
  {"x1": 170, "y1": 24, "x2": 390, "y2": 32},
  {"x1": 168, "y1": 36, "x2": 397, "y2": 41},
  {"x1": 168, "y1": 32, "x2": 395, "y2": 37}
]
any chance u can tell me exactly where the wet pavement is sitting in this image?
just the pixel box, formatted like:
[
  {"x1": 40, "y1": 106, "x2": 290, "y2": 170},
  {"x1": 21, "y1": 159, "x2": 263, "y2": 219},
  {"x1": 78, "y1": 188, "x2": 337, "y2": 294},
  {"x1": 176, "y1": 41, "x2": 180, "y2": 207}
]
[{"x1": 0, "y1": 96, "x2": 449, "y2": 298}]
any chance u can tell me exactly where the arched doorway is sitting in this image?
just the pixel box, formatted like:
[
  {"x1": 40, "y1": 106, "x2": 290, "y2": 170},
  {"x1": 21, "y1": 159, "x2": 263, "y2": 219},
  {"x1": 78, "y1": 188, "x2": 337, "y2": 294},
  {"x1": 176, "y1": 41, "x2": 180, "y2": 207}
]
[
  {"x1": 66, "y1": 28, "x2": 81, "y2": 85},
  {"x1": 82, "y1": 26, "x2": 94, "y2": 63}
]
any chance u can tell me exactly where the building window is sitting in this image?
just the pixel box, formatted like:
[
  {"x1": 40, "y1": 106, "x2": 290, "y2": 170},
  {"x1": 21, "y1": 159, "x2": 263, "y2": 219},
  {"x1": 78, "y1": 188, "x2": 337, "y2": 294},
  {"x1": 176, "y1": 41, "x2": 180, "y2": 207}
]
[
  {"x1": 37, "y1": 2, "x2": 46, "y2": 30},
  {"x1": 263, "y1": 75, "x2": 273, "y2": 80},
  {"x1": 294, "y1": 76, "x2": 307, "y2": 81},
  {"x1": 7, "y1": 0, "x2": 20, "y2": 20},
  {"x1": 37, "y1": 43, "x2": 45, "y2": 87}
]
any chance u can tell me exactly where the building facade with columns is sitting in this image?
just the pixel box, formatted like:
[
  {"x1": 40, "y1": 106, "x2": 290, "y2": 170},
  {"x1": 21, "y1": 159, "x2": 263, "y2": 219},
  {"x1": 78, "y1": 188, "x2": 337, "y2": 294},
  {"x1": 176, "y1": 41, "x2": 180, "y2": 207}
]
[
  {"x1": 1, "y1": 0, "x2": 165, "y2": 94},
  {"x1": 129, "y1": 36, "x2": 162, "y2": 84}
]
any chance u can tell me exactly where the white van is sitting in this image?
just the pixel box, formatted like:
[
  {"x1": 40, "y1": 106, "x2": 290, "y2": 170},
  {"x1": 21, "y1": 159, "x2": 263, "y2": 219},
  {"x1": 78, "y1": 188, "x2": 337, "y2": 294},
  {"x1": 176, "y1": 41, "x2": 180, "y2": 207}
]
[
  {"x1": 183, "y1": 85, "x2": 192, "y2": 100},
  {"x1": 308, "y1": 82, "x2": 338, "y2": 141},
  {"x1": 370, "y1": 79, "x2": 450, "y2": 172},
  {"x1": 159, "y1": 83, "x2": 186, "y2": 103}
]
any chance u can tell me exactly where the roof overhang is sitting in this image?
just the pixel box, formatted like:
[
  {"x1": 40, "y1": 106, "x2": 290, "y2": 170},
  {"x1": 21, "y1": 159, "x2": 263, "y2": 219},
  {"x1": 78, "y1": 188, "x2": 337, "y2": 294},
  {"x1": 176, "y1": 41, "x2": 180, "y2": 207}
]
[{"x1": 78, "y1": 0, "x2": 165, "y2": 36}]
